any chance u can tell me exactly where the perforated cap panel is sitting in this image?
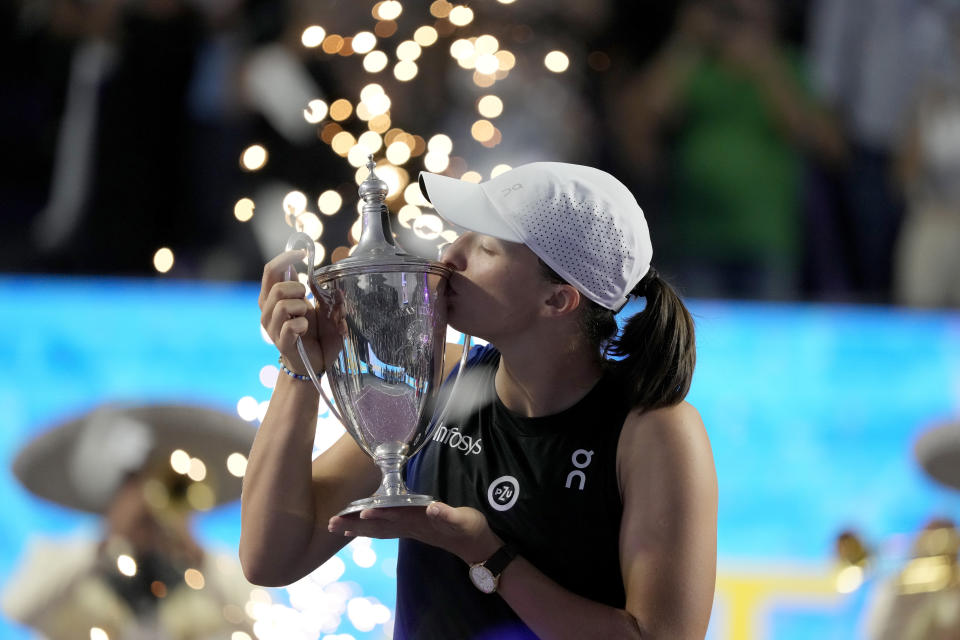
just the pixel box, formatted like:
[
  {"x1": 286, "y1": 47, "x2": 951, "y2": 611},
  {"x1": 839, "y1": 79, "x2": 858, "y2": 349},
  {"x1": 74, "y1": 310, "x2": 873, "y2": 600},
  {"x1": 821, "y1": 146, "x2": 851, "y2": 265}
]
[{"x1": 513, "y1": 193, "x2": 634, "y2": 307}]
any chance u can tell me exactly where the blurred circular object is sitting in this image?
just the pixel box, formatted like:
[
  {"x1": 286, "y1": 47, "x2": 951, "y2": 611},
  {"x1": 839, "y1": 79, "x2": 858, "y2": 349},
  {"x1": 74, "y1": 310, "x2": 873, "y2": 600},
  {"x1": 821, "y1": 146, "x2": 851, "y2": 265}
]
[
  {"x1": 12, "y1": 404, "x2": 256, "y2": 513},
  {"x1": 915, "y1": 421, "x2": 960, "y2": 490}
]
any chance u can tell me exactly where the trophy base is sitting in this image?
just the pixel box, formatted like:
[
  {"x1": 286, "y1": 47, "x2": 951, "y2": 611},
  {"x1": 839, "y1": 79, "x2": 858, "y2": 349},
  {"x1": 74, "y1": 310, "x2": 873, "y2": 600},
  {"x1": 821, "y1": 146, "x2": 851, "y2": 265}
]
[{"x1": 337, "y1": 493, "x2": 436, "y2": 516}]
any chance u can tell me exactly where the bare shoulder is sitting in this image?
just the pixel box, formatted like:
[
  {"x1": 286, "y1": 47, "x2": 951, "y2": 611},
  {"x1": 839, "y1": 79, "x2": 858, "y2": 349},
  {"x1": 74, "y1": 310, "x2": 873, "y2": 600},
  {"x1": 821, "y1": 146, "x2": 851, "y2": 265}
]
[
  {"x1": 616, "y1": 401, "x2": 715, "y2": 497},
  {"x1": 619, "y1": 401, "x2": 709, "y2": 455}
]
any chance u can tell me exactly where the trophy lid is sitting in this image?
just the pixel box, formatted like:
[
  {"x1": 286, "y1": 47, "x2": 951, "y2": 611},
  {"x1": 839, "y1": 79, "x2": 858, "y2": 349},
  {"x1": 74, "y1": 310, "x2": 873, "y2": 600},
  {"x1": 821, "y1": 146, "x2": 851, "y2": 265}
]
[{"x1": 315, "y1": 157, "x2": 449, "y2": 283}]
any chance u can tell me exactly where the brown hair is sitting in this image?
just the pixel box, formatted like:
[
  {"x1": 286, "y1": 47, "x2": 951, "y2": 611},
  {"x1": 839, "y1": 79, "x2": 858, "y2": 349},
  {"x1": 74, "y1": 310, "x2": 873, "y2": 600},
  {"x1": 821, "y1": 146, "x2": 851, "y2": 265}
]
[{"x1": 539, "y1": 261, "x2": 696, "y2": 411}]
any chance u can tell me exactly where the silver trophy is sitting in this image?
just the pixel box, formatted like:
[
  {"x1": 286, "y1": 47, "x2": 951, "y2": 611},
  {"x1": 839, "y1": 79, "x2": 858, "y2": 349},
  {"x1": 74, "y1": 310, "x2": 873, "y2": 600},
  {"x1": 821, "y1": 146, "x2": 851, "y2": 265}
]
[{"x1": 285, "y1": 157, "x2": 469, "y2": 516}]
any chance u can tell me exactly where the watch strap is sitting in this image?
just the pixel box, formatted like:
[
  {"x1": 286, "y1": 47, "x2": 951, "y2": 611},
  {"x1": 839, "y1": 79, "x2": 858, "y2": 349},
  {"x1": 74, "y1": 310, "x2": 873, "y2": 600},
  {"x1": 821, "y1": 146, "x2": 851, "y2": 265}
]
[{"x1": 483, "y1": 544, "x2": 516, "y2": 577}]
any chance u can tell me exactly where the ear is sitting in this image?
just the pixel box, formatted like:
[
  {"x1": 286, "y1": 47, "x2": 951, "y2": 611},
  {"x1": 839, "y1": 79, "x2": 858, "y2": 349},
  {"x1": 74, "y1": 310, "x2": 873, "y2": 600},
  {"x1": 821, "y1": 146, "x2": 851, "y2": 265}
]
[{"x1": 542, "y1": 284, "x2": 582, "y2": 317}]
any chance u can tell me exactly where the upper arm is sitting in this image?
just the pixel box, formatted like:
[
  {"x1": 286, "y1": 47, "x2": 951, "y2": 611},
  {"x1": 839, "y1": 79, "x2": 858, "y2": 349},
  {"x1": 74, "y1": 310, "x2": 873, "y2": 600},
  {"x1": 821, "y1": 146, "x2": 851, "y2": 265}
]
[{"x1": 616, "y1": 402, "x2": 718, "y2": 638}]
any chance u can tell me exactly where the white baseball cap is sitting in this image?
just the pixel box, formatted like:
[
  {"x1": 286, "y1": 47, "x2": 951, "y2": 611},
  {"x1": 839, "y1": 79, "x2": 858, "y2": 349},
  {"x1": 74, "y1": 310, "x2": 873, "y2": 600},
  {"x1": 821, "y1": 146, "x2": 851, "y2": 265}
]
[{"x1": 419, "y1": 162, "x2": 652, "y2": 312}]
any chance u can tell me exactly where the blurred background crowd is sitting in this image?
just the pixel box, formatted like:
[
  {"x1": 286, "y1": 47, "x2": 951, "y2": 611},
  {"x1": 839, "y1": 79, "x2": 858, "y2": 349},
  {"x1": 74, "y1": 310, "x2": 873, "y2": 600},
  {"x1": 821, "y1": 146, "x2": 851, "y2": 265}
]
[{"x1": 3, "y1": 0, "x2": 960, "y2": 307}]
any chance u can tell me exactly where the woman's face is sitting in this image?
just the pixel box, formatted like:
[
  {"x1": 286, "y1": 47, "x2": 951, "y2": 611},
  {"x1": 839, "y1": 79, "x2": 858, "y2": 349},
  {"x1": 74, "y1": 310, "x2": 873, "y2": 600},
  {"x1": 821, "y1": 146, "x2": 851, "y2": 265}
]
[{"x1": 439, "y1": 232, "x2": 555, "y2": 342}]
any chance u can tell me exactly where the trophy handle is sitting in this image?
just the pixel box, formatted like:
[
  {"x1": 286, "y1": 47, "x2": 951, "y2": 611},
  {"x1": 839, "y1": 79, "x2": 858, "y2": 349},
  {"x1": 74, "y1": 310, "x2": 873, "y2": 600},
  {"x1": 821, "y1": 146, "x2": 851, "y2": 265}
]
[{"x1": 283, "y1": 232, "x2": 344, "y2": 425}]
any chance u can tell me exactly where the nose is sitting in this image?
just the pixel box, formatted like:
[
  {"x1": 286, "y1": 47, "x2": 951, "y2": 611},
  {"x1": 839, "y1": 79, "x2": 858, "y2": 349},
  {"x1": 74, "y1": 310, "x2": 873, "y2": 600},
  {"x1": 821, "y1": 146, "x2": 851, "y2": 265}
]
[{"x1": 439, "y1": 233, "x2": 469, "y2": 271}]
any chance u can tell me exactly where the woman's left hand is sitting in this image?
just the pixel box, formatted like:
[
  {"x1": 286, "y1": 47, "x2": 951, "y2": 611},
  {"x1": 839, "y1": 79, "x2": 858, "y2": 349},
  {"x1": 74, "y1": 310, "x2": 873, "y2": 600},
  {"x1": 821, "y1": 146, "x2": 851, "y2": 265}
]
[{"x1": 328, "y1": 502, "x2": 502, "y2": 564}]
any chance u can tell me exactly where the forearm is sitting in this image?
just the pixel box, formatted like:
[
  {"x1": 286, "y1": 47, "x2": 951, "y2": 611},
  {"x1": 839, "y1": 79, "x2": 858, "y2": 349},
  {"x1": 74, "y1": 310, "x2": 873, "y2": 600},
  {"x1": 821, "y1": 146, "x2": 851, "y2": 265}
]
[
  {"x1": 239, "y1": 374, "x2": 321, "y2": 583},
  {"x1": 497, "y1": 556, "x2": 644, "y2": 640}
]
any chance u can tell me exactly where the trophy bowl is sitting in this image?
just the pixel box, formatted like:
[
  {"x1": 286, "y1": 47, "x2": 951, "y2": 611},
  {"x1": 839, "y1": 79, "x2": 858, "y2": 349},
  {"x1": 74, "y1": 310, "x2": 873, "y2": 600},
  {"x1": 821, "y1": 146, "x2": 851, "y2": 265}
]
[{"x1": 285, "y1": 158, "x2": 468, "y2": 516}]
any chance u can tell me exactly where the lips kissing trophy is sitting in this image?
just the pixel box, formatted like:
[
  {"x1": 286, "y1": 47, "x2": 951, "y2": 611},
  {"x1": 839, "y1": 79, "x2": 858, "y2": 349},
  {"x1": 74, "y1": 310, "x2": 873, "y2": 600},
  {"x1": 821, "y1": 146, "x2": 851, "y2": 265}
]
[{"x1": 284, "y1": 157, "x2": 470, "y2": 516}]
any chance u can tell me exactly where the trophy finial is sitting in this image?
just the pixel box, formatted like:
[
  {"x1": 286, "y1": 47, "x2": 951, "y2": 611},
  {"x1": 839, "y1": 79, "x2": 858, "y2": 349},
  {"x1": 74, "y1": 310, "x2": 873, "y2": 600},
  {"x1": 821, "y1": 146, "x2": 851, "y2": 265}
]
[{"x1": 359, "y1": 155, "x2": 389, "y2": 203}]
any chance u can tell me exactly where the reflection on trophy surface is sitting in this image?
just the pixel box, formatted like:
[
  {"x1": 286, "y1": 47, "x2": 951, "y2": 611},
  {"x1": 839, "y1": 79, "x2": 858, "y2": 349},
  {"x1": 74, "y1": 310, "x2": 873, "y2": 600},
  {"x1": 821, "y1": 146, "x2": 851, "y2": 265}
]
[{"x1": 286, "y1": 157, "x2": 468, "y2": 515}]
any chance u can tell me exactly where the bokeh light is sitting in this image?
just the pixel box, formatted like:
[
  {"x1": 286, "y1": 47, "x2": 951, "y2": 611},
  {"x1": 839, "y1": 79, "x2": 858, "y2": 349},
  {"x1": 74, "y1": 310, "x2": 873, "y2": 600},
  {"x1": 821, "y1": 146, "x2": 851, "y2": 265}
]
[
  {"x1": 423, "y1": 151, "x2": 449, "y2": 172},
  {"x1": 475, "y1": 54, "x2": 499, "y2": 75},
  {"x1": 153, "y1": 248, "x2": 174, "y2": 273},
  {"x1": 414, "y1": 26, "x2": 438, "y2": 47},
  {"x1": 240, "y1": 145, "x2": 267, "y2": 171},
  {"x1": 301, "y1": 26, "x2": 326, "y2": 48},
  {"x1": 170, "y1": 449, "x2": 191, "y2": 474},
  {"x1": 397, "y1": 40, "x2": 422, "y2": 61},
  {"x1": 184, "y1": 568, "x2": 205, "y2": 590},
  {"x1": 470, "y1": 119, "x2": 495, "y2": 142},
  {"x1": 318, "y1": 190, "x2": 343, "y2": 215},
  {"x1": 394, "y1": 61, "x2": 418, "y2": 81},
  {"x1": 398, "y1": 204, "x2": 421, "y2": 229},
  {"x1": 545, "y1": 50, "x2": 570, "y2": 73},
  {"x1": 233, "y1": 198, "x2": 254, "y2": 222},
  {"x1": 358, "y1": 131, "x2": 383, "y2": 154},
  {"x1": 450, "y1": 39, "x2": 473, "y2": 61},
  {"x1": 329, "y1": 99, "x2": 353, "y2": 121},
  {"x1": 430, "y1": 0, "x2": 452, "y2": 18},
  {"x1": 404, "y1": 182, "x2": 428, "y2": 206},
  {"x1": 117, "y1": 554, "x2": 137, "y2": 577},
  {"x1": 377, "y1": 0, "x2": 402, "y2": 20},
  {"x1": 303, "y1": 99, "x2": 328, "y2": 124},
  {"x1": 478, "y1": 95, "x2": 503, "y2": 118},
  {"x1": 331, "y1": 131, "x2": 357, "y2": 156},
  {"x1": 428, "y1": 134, "x2": 453, "y2": 155},
  {"x1": 237, "y1": 396, "x2": 259, "y2": 421},
  {"x1": 227, "y1": 453, "x2": 248, "y2": 478},
  {"x1": 352, "y1": 31, "x2": 377, "y2": 54},
  {"x1": 374, "y1": 19, "x2": 398, "y2": 38},
  {"x1": 282, "y1": 191, "x2": 308, "y2": 219},
  {"x1": 448, "y1": 5, "x2": 474, "y2": 26},
  {"x1": 297, "y1": 212, "x2": 323, "y2": 240},
  {"x1": 187, "y1": 457, "x2": 207, "y2": 482},
  {"x1": 496, "y1": 50, "x2": 517, "y2": 71},
  {"x1": 386, "y1": 141, "x2": 411, "y2": 165},
  {"x1": 475, "y1": 35, "x2": 499, "y2": 55},
  {"x1": 321, "y1": 34, "x2": 344, "y2": 55},
  {"x1": 363, "y1": 51, "x2": 389, "y2": 73}
]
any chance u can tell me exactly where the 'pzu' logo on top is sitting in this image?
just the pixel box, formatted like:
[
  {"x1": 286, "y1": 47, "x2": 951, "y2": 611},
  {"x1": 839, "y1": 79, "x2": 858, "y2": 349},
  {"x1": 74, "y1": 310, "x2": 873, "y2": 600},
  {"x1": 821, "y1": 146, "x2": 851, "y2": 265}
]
[{"x1": 487, "y1": 475, "x2": 520, "y2": 512}]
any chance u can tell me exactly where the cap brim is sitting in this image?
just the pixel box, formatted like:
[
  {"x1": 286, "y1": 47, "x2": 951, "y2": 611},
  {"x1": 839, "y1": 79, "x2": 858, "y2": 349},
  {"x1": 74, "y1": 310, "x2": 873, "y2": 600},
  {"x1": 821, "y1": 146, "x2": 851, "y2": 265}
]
[
  {"x1": 418, "y1": 172, "x2": 523, "y2": 242},
  {"x1": 13, "y1": 403, "x2": 257, "y2": 514}
]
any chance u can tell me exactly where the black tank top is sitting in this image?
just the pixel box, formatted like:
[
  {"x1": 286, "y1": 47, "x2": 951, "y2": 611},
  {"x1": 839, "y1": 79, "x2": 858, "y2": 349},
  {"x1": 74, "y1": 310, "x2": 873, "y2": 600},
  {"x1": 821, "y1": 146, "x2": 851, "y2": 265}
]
[{"x1": 395, "y1": 344, "x2": 632, "y2": 639}]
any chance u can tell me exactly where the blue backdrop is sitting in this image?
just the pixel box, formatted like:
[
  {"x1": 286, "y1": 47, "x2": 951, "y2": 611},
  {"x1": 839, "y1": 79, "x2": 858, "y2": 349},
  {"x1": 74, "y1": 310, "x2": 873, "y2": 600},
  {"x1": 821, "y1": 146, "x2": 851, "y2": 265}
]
[{"x1": 1, "y1": 275, "x2": 958, "y2": 639}]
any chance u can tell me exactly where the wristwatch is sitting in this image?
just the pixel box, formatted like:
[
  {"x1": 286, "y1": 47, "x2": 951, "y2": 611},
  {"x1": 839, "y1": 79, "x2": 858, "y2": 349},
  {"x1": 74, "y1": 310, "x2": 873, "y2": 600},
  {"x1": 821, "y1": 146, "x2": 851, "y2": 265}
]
[{"x1": 468, "y1": 544, "x2": 516, "y2": 594}]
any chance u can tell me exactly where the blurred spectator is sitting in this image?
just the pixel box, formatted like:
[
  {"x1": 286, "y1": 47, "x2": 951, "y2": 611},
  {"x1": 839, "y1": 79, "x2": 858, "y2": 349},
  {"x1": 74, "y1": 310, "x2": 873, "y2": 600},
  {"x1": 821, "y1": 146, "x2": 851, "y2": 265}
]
[
  {"x1": 29, "y1": 0, "x2": 209, "y2": 276},
  {"x1": 893, "y1": 10, "x2": 960, "y2": 308},
  {"x1": 1, "y1": 404, "x2": 257, "y2": 640},
  {"x1": 808, "y1": 0, "x2": 952, "y2": 302},
  {"x1": 863, "y1": 518, "x2": 960, "y2": 640},
  {"x1": 616, "y1": 0, "x2": 843, "y2": 300}
]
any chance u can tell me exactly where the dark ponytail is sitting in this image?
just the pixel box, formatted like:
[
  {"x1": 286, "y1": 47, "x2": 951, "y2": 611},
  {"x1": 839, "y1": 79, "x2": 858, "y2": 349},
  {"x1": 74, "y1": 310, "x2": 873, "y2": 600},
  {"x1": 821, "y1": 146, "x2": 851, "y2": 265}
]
[
  {"x1": 607, "y1": 269, "x2": 696, "y2": 411},
  {"x1": 537, "y1": 261, "x2": 696, "y2": 411}
]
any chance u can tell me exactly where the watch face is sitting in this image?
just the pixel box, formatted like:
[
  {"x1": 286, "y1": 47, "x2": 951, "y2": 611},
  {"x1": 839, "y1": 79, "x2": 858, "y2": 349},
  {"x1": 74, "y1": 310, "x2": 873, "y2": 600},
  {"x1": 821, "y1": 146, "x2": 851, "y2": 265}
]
[{"x1": 469, "y1": 564, "x2": 497, "y2": 594}]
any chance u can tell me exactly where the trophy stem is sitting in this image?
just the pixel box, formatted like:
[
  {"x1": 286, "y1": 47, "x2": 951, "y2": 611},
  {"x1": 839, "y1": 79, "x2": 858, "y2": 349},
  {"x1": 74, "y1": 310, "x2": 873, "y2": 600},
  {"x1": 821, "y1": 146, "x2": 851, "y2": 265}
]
[
  {"x1": 336, "y1": 443, "x2": 436, "y2": 516},
  {"x1": 373, "y1": 451, "x2": 406, "y2": 498}
]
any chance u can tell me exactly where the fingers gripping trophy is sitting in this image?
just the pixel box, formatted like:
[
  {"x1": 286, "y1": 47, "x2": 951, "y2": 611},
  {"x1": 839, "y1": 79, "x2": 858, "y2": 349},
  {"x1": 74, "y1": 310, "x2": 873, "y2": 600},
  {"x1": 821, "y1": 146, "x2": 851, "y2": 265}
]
[{"x1": 284, "y1": 157, "x2": 470, "y2": 516}]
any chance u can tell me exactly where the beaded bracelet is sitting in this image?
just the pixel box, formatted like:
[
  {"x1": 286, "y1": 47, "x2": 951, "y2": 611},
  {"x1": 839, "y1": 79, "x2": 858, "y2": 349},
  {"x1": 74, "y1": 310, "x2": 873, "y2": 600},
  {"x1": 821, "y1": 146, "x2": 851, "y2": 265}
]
[{"x1": 278, "y1": 356, "x2": 311, "y2": 382}]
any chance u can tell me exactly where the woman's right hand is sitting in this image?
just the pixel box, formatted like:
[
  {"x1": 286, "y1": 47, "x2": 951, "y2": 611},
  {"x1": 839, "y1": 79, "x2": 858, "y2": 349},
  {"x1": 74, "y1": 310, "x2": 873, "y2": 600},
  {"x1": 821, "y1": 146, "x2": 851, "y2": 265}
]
[{"x1": 259, "y1": 250, "x2": 347, "y2": 375}]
